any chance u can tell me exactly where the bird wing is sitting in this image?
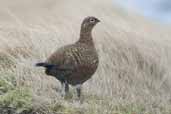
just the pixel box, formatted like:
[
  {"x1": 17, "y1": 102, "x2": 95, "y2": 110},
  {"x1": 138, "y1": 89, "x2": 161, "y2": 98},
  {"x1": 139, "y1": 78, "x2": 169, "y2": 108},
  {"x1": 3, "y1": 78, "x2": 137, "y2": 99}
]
[{"x1": 46, "y1": 45, "x2": 77, "y2": 71}]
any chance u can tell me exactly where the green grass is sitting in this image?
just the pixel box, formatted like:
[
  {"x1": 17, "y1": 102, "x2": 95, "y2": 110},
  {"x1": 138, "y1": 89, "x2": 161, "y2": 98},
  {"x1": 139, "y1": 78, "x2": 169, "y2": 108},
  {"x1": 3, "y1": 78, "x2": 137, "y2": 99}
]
[
  {"x1": 0, "y1": 71, "x2": 33, "y2": 113},
  {"x1": 0, "y1": 72, "x2": 16, "y2": 94},
  {"x1": 0, "y1": 87, "x2": 33, "y2": 113}
]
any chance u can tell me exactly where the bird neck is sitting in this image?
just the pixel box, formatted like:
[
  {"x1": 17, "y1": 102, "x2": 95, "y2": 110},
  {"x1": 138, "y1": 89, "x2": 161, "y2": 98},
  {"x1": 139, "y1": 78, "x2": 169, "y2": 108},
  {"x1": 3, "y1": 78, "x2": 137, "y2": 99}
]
[{"x1": 78, "y1": 27, "x2": 94, "y2": 45}]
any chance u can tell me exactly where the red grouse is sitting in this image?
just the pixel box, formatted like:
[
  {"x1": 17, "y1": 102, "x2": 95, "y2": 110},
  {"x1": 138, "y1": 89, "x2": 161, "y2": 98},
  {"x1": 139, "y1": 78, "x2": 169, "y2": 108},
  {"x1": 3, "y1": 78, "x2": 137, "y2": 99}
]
[{"x1": 36, "y1": 16, "x2": 100, "y2": 98}]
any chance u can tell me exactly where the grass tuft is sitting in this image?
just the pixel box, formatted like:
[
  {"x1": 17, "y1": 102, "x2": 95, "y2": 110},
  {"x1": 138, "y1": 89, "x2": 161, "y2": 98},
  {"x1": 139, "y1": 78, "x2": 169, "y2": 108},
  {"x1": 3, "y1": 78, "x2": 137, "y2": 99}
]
[{"x1": 0, "y1": 52, "x2": 16, "y2": 70}]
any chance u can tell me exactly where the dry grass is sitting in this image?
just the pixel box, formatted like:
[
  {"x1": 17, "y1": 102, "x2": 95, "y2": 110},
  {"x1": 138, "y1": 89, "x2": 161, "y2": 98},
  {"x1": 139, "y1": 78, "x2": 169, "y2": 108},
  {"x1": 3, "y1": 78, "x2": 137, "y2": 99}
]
[{"x1": 0, "y1": 0, "x2": 171, "y2": 114}]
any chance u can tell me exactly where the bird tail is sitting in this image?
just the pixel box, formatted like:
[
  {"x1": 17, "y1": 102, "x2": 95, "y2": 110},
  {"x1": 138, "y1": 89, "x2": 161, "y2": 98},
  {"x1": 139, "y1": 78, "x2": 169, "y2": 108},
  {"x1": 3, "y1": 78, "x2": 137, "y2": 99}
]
[{"x1": 35, "y1": 62, "x2": 56, "y2": 68}]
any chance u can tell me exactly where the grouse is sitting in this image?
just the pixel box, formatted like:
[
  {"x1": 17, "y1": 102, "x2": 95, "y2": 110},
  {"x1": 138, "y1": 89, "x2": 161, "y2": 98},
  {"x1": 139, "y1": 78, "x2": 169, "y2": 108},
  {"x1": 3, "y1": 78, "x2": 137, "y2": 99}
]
[{"x1": 36, "y1": 16, "x2": 100, "y2": 98}]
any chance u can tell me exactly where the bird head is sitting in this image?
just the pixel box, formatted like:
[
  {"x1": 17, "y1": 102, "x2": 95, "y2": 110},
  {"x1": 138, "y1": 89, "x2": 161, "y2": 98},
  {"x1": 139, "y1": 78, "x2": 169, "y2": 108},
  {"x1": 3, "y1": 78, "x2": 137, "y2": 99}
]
[{"x1": 81, "y1": 16, "x2": 100, "y2": 30}]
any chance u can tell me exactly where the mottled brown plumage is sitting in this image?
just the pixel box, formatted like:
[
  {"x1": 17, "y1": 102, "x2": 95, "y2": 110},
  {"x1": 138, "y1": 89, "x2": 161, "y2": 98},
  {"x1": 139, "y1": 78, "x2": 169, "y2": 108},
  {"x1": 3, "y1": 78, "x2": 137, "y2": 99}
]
[{"x1": 36, "y1": 16, "x2": 100, "y2": 98}]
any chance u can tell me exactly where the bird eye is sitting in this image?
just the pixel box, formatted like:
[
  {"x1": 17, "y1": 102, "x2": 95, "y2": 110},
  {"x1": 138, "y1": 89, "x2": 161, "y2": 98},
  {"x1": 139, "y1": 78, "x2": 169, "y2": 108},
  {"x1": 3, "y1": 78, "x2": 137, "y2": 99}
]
[{"x1": 90, "y1": 18, "x2": 95, "y2": 23}]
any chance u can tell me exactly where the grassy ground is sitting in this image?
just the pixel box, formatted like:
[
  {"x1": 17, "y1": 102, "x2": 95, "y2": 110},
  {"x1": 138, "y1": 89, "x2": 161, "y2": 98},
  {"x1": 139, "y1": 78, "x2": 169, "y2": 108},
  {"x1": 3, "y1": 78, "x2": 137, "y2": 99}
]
[{"x1": 0, "y1": 0, "x2": 171, "y2": 114}]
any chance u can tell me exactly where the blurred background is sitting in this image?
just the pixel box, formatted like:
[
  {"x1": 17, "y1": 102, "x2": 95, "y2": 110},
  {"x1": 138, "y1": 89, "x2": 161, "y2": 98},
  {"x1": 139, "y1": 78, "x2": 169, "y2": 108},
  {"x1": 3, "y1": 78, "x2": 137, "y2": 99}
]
[
  {"x1": 0, "y1": 0, "x2": 171, "y2": 25},
  {"x1": 115, "y1": 0, "x2": 171, "y2": 24}
]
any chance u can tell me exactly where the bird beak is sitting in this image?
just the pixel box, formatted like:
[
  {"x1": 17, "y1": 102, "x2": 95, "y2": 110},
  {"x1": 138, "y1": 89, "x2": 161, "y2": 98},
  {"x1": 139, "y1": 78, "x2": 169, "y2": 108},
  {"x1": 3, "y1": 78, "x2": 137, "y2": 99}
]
[{"x1": 97, "y1": 19, "x2": 100, "y2": 23}]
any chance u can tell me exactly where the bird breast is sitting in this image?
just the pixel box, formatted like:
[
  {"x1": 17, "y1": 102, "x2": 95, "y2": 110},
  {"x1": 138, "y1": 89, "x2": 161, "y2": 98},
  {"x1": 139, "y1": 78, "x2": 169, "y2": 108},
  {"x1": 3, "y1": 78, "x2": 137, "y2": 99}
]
[
  {"x1": 63, "y1": 45, "x2": 99, "y2": 85},
  {"x1": 65, "y1": 44, "x2": 98, "y2": 68}
]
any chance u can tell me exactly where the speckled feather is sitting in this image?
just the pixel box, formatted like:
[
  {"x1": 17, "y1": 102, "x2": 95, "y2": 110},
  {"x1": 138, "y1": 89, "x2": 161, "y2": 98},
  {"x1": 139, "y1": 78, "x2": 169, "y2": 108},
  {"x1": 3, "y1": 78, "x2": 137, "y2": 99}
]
[{"x1": 46, "y1": 42, "x2": 99, "y2": 85}]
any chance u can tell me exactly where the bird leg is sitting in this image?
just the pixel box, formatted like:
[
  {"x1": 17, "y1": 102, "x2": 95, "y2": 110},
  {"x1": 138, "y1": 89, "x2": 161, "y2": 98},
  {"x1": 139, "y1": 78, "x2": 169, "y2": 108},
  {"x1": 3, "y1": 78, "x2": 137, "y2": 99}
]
[
  {"x1": 61, "y1": 81, "x2": 69, "y2": 97},
  {"x1": 61, "y1": 82, "x2": 65, "y2": 97},
  {"x1": 76, "y1": 84, "x2": 82, "y2": 98},
  {"x1": 64, "y1": 81, "x2": 69, "y2": 94}
]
